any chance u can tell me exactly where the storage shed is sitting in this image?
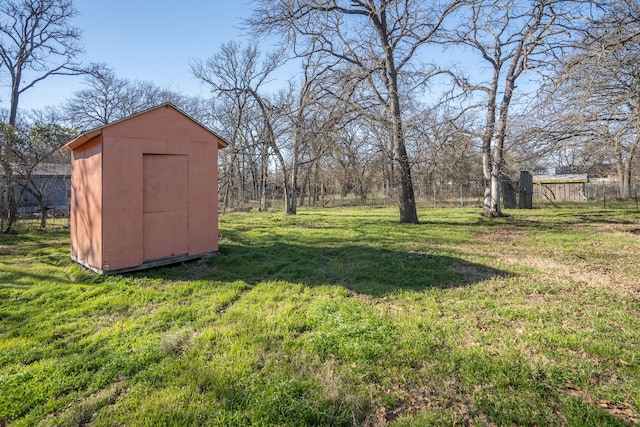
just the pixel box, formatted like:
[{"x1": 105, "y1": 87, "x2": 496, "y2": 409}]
[
  {"x1": 60, "y1": 103, "x2": 228, "y2": 274},
  {"x1": 532, "y1": 174, "x2": 588, "y2": 202}
]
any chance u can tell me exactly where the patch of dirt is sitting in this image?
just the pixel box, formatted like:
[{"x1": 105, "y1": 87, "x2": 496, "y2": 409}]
[
  {"x1": 180, "y1": 258, "x2": 212, "y2": 280},
  {"x1": 564, "y1": 382, "x2": 640, "y2": 425},
  {"x1": 501, "y1": 254, "x2": 640, "y2": 300},
  {"x1": 363, "y1": 382, "x2": 495, "y2": 427},
  {"x1": 449, "y1": 264, "x2": 503, "y2": 284},
  {"x1": 48, "y1": 378, "x2": 130, "y2": 426},
  {"x1": 478, "y1": 227, "x2": 527, "y2": 245},
  {"x1": 345, "y1": 291, "x2": 404, "y2": 314}
]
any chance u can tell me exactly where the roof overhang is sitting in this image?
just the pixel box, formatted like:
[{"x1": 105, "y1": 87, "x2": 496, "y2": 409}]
[{"x1": 60, "y1": 128, "x2": 103, "y2": 153}]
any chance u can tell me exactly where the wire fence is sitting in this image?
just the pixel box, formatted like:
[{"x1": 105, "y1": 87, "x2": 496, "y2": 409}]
[
  {"x1": 1, "y1": 217, "x2": 70, "y2": 233},
  {"x1": 3, "y1": 177, "x2": 639, "y2": 231},
  {"x1": 232, "y1": 177, "x2": 640, "y2": 212}
]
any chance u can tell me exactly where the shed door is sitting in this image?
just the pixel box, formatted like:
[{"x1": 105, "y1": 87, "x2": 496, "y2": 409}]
[{"x1": 143, "y1": 154, "x2": 189, "y2": 262}]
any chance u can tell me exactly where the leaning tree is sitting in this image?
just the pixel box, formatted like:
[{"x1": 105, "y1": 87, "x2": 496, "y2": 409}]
[
  {"x1": 191, "y1": 42, "x2": 293, "y2": 213},
  {"x1": 247, "y1": 0, "x2": 462, "y2": 223}
]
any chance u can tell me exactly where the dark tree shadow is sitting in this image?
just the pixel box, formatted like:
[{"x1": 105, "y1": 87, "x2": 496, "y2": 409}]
[{"x1": 137, "y1": 240, "x2": 507, "y2": 297}]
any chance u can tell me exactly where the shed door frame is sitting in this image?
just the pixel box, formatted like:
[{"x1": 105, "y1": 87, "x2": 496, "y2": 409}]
[{"x1": 142, "y1": 154, "x2": 189, "y2": 262}]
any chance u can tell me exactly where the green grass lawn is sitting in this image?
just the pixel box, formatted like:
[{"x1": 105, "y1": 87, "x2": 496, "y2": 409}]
[{"x1": 1, "y1": 207, "x2": 639, "y2": 426}]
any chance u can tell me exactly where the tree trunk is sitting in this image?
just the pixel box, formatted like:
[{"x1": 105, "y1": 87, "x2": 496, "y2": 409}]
[
  {"x1": 483, "y1": 157, "x2": 501, "y2": 217},
  {"x1": 259, "y1": 143, "x2": 269, "y2": 211},
  {"x1": 485, "y1": 64, "x2": 517, "y2": 217},
  {"x1": 9, "y1": 69, "x2": 22, "y2": 127},
  {"x1": 388, "y1": 72, "x2": 418, "y2": 223},
  {"x1": 312, "y1": 161, "x2": 320, "y2": 206},
  {"x1": 2, "y1": 107, "x2": 21, "y2": 232},
  {"x1": 299, "y1": 167, "x2": 309, "y2": 207},
  {"x1": 4, "y1": 78, "x2": 22, "y2": 233},
  {"x1": 40, "y1": 207, "x2": 48, "y2": 228},
  {"x1": 623, "y1": 162, "x2": 632, "y2": 200},
  {"x1": 270, "y1": 143, "x2": 293, "y2": 215},
  {"x1": 288, "y1": 165, "x2": 297, "y2": 215},
  {"x1": 1, "y1": 152, "x2": 18, "y2": 233},
  {"x1": 288, "y1": 132, "x2": 300, "y2": 215},
  {"x1": 617, "y1": 133, "x2": 638, "y2": 200},
  {"x1": 283, "y1": 177, "x2": 296, "y2": 215},
  {"x1": 619, "y1": 157, "x2": 633, "y2": 200},
  {"x1": 370, "y1": 9, "x2": 419, "y2": 224},
  {"x1": 482, "y1": 66, "x2": 500, "y2": 217},
  {"x1": 488, "y1": 172, "x2": 502, "y2": 217},
  {"x1": 221, "y1": 173, "x2": 232, "y2": 215},
  {"x1": 393, "y1": 139, "x2": 418, "y2": 223}
]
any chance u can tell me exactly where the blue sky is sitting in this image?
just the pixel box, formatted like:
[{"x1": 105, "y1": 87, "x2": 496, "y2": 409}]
[
  {"x1": 13, "y1": 1, "x2": 255, "y2": 111},
  {"x1": 4, "y1": 2, "x2": 547, "y2": 118}
]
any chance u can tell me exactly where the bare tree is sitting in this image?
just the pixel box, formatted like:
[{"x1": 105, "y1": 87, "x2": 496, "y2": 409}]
[
  {"x1": 328, "y1": 121, "x2": 380, "y2": 202},
  {"x1": 285, "y1": 50, "x2": 351, "y2": 213},
  {"x1": 551, "y1": 0, "x2": 640, "y2": 198},
  {"x1": 248, "y1": 0, "x2": 462, "y2": 223},
  {"x1": 442, "y1": 0, "x2": 592, "y2": 216},
  {"x1": 0, "y1": 0, "x2": 84, "y2": 124},
  {"x1": 214, "y1": 91, "x2": 270, "y2": 213},
  {"x1": 63, "y1": 68, "x2": 129, "y2": 129},
  {"x1": 64, "y1": 68, "x2": 185, "y2": 130},
  {"x1": 408, "y1": 105, "x2": 481, "y2": 194},
  {"x1": 0, "y1": 0, "x2": 84, "y2": 232},
  {"x1": 191, "y1": 42, "x2": 295, "y2": 213}
]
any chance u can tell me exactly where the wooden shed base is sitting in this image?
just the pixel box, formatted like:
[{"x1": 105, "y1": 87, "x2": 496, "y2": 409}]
[{"x1": 72, "y1": 253, "x2": 217, "y2": 275}]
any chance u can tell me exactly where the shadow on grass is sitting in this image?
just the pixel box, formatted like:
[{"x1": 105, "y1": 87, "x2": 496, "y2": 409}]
[
  {"x1": 575, "y1": 212, "x2": 640, "y2": 225},
  {"x1": 138, "y1": 240, "x2": 507, "y2": 297},
  {"x1": 0, "y1": 271, "x2": 70, "y2": 287}
]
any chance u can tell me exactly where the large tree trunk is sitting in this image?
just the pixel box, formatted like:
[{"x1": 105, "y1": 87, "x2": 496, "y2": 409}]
[
  {"x1": 282, "y1": 164, "x2": 294, "y2": 216},
  {"x1": 288, "y1": 164, "x2": 297, "y2": 215},
  {"x1": 616, "y1": 133, "x2": 638, "y2": 200},
  {"x1": 9, "y1": 69, "x2": 22, "y2": 127},
  {"x1": 485, "y1": 63, "x2": 517, "y2": 217},
  {"x1": 367, "y1": 7, "x2": 420, "y2": 224},
  {"x1": 394, "y1": 138, "x2": 418, "y2": 223},
  {"x1": 3, "y1": 82, "x2": 21, "y2": 232},
  {"x1": 287, "y1": 128, "x2": 300, "y2": 215},
  {"x1": 482, "y1": 67, "x2": 500, "y2": 217},
  {"x1": 1, "y1": 145, "x2": 19, "y2": 233},
  {"x1": 387, "y1": 65, "x2": 418, "y2": 223},
  {"x1": 617, "y1": 156, "x2": 633, "y2": 200},
  {"x1": 488, "y1": 171, "x2": 502, "y2": 217},
  {"x1": 482, "y1": 158, "x2": 493, "y2": 216}
]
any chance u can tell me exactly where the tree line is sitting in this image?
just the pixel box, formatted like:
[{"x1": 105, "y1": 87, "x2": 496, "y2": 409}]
[{"x1": 1, "y1": 0, "x2": 639, "y2": 232}]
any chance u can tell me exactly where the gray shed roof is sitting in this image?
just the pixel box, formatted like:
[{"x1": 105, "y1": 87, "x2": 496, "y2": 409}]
[{"x1": 532, "y1": 174, "x2": 588, "y2": 184}]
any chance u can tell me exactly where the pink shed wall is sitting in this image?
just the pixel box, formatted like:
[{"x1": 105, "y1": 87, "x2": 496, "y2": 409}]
[
  {"x1": 64, "y1": 104, "x2": 225, "y2": 273},
  {"x1": 70, "y1": 137, "x2": 103, "y2": 269},
  {"x1": 100, "y1": 106, "x2": 221, "y2": 271}
]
